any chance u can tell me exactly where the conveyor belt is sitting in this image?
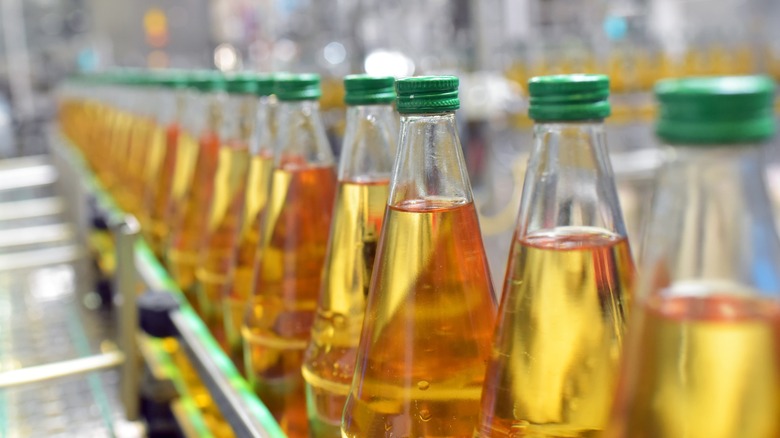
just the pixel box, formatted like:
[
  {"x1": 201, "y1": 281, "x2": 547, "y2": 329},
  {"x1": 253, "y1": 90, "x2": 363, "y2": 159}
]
[{"x1": 0, "y1": 157, "x2": 127, "y2": 437}]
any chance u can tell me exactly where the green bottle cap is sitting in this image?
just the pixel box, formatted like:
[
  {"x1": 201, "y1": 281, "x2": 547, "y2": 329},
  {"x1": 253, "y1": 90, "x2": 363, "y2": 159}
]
[
  {"x1": 655, "y1": 76, "x2": 776, "y2": 145},
  {"x1": 255, "y1": 74, "x2": 275, "y2": 97},
  {"x1": 344, "y1": 75, "x2": 395, "y2": 105},
  {"x1": 528, "y1": 74, "x2": 611, "y2": 122},
  {"x1": 146, "y1": 69, "x2": 173, "y2": 87},
  {"x1": 274, "y1": 73, "x2": 321, "y2": 101},
  {"x1": 395, "y1": 76, "x2": 459, "y2": 114},
  {"x1": 190, "y1": 70, "x2": 227, "y2": 92},
  {"x1": 226, "y1": 72, "x2": 258, "y2": 95},
  {"x1": 92, "y1": 71, "x2": 114, "y2": 85},
  {"x1": 162, "y1": 70, "x2": 189, "y2": 89},
  {"x1": 121, "y1": 69, "x2": 147, "y2": 86}
]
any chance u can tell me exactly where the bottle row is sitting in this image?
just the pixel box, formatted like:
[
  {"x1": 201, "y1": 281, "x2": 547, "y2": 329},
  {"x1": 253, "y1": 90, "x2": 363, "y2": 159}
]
[{"x1": 58, "y1": 69, "x2": 780, "y2": 438}]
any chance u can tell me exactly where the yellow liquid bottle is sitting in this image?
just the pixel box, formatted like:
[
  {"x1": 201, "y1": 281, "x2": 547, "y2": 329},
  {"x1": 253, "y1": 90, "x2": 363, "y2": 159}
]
[
  {"x1": 105, "y1": 102, "x2": 131, "y2": 194},
  {"x1": 166, "y1": 72, "x2": 226, "y2": 307},
  {"x1": 477, "y1": 75, "x2": 636, "y2": 438},
  {"x1": 221, "y1": 75, "x2": 276, "y2": 367},
  {"x1": 111, "y1": 109, "x2": 138, "y2": 209},
  {"x1": 124, "y1": 84, "x2": 156, "y2": 216},
  {"x1": 301, "y1": 75, "x2": 397, "y2": 437},
  {"x1": 243, "y1": 74, "x2": 337, "y2": 437},
  {"x1": 196, "y1": 73, "x2": 261, "y2": 334},
  {"x1": 196, "y1": 140, "x2": 249, "y2": 332},
  {"x1": 140, "y1": 121, "x2": 166, "y2": 238},
  {"x1": 145, "y1": 74, "x2": 189, "y2": 257},
  {"x1": 98, "y1": 71, "x2": 137, "y2": 195},
  {"x1": 95, "y1": 101, "x2": 117, "y2": 187},
  {"x1": 607, "y1": 77, "x2": 780, "y2": 438},
  {"x1": 342, "y1": 76, "x2": 497, "y2": 438}
]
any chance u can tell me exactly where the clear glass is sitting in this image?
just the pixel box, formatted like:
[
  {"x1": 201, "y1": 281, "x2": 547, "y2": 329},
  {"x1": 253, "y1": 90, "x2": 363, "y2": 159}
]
[
  {"x1": 166, "y1": 89, "x2": 226, "y2": 310},
  {"x1": 243, "y1": 98, "x2": 337, "y2": 437},
  {"x1": 195, "y1": 93, "x2": 256, "y2": 334},
  {"x1": 301, "y1": 104, "x2": 396, "y2": 437},
  {"x1": 477, "y1": 121, "x2": 636, "y2": 437},
  {"x1": 607, "y1": 144, "x2": 780, "y2": 438},
  {"x1": 222, "y1": 95, "x2": 276, "y2": 370},
  {"x1": 341, "y1": 112, "x2": 497, "y2": 437}
]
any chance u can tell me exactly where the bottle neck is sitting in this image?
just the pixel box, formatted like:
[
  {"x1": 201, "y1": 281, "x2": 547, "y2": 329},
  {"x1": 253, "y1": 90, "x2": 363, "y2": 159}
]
[
  {"x1": 220, "y1": 94, "x2": 256, "y2": 145},
  {"x1": 251, "y1": 95, "x2": 274, "y2": 157},
  {"x1": 182, "y1": 89, "x2": 208, "y2": 135},
  {"x1": 157, "y1": 89, "x2": 176, "y2": 126},
  {"x1": 275, "y1": 99, "x2": 333, "y2": 168},
  {"x1": 518, "y1": 119, "x2": 626, "y2": 237},
  {"x1": 388, "y1": 112, "x2": 472, "y2": 207},
  {"x1": 642, "y1": 142, "x2": 780, "y2": 296},
  {"x1": 203, "y1": 91, "x2": 225, "y2": 137},
  {"x1": 339, "y1": 104, "x2": 397, "y2": 182},
  {"x1": 278, "y1": 99, "x2": 319, "y2": 113}
]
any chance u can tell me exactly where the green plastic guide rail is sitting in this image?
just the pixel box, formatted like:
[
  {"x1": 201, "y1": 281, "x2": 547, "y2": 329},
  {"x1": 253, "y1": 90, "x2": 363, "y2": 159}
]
[{"x1": 57, "y1": 135, "x2": 285, "y2": 438}]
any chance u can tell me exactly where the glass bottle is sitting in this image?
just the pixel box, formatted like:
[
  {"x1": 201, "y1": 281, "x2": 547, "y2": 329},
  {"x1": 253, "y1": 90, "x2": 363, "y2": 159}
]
[
  {"x1": 125, "y1": 73, "x2": 160, "y2": 217},
  {"x1": 607, "y1": 76, "x2": 780, "y2": 438},
  {"x1": 302, "y1": 75, "x2": 397, "y2": 437},
  {"x1": 139, "y1": 72, "x2": 174, "y2": 243},
  {"x1": 243, "y1": 74, "x2": 337, "y2": 437},
  {"x1": 195, "y1": 72, "x2": 258, "y2": 335},
  {"x1": 341, "y1": 76, "x2": 497, "y2": 437},
  {"x1": 104, "y1": 71, "x2": 134, "y2": 196},
  {"x1": 166, "y1": 71, "x2": 226, "y2": 308},
  {"x1": 221, "y1": 74, "x2": 276, "y2": 369},
  {"x1": 144, "y1": 71, "x2": 189, "y2": 258},
  {"x1": 110, "y1": 71, "x2": 145, "y2": 211},
  {"x1": 477, "y1": 74, "x2": 636, "y2": 437}
]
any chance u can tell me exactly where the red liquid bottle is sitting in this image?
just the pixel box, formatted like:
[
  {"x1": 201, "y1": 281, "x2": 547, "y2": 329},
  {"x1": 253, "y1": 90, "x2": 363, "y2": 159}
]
[
  {"x1": 301, "y1": 75, "x2": 397, "y2": 437},
  {"x1": 477, "y1": 75, "x2": 636, "y2": 437},
  {"x1": 607, "y1": 77, "x2": 780, "y2": 438},
  {"x1": 166, "y1": 72, "x2": 226, "y2": 308},
  {"x1": 342, "y1": 76, "x2": 497, "y2": 437},
  {"x1": 243, "y1": 74, "x2": 337, "y2": 437}
]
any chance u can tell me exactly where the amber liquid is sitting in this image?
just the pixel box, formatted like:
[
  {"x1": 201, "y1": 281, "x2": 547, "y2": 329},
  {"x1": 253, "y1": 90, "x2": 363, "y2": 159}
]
[
  {"x1": 608, "y1": 293, "x2": 780, "y2": 438},
  {"x1": 111, "y1": 112, "x2": 137, "y2": 210},
  {"x1": 166, "y1": 131, "x2": 200, "y2": 236},
  {"x1": 105, "y1": 110, "x2": 132, "y2": 193},
  {"x1": 94, "y1": 105, "x2": 119, "y2": 187},
  {"x1": 223, "y1": 152, "x2": 274, "y2": 367},
  {"x1": 302, "y1": 180, "x2": 389, "y2": 437},
  {"x1": 167, "y1": 131, "x2": 220, "y2": 305},
  {"x1": 163, "y1": 338, "x2": 237, "y2": 438},
  {"x1": 477, "y1": 227, "x2": 633, "y2": 438},
  {"x1": 195, "y1": 141, "x2": 250, "y2": 333},
  {"x1": 243, "y1": 163, "x2": 337, "y2": 437},
  {"x1": 146, "y1": 123, "x2": 180, "y2": 257},
  {"x1": 124, "y1": 116, "x2": 154, "y2": 215},
  {"x1": 342, "y1": 199, "x2": 497, "y2": 438},
  {"x1": 139, "y1": 123, "x2": 166, "y2": 240}
]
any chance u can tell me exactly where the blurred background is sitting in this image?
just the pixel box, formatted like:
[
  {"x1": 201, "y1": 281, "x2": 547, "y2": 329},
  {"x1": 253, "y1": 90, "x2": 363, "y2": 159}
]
[
  {"x1": 0, "y1": 0, "x2": 774, "y2": 281},
  {"x1": 0, "y1": 1, "x2": 779, "y2": 436}
]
